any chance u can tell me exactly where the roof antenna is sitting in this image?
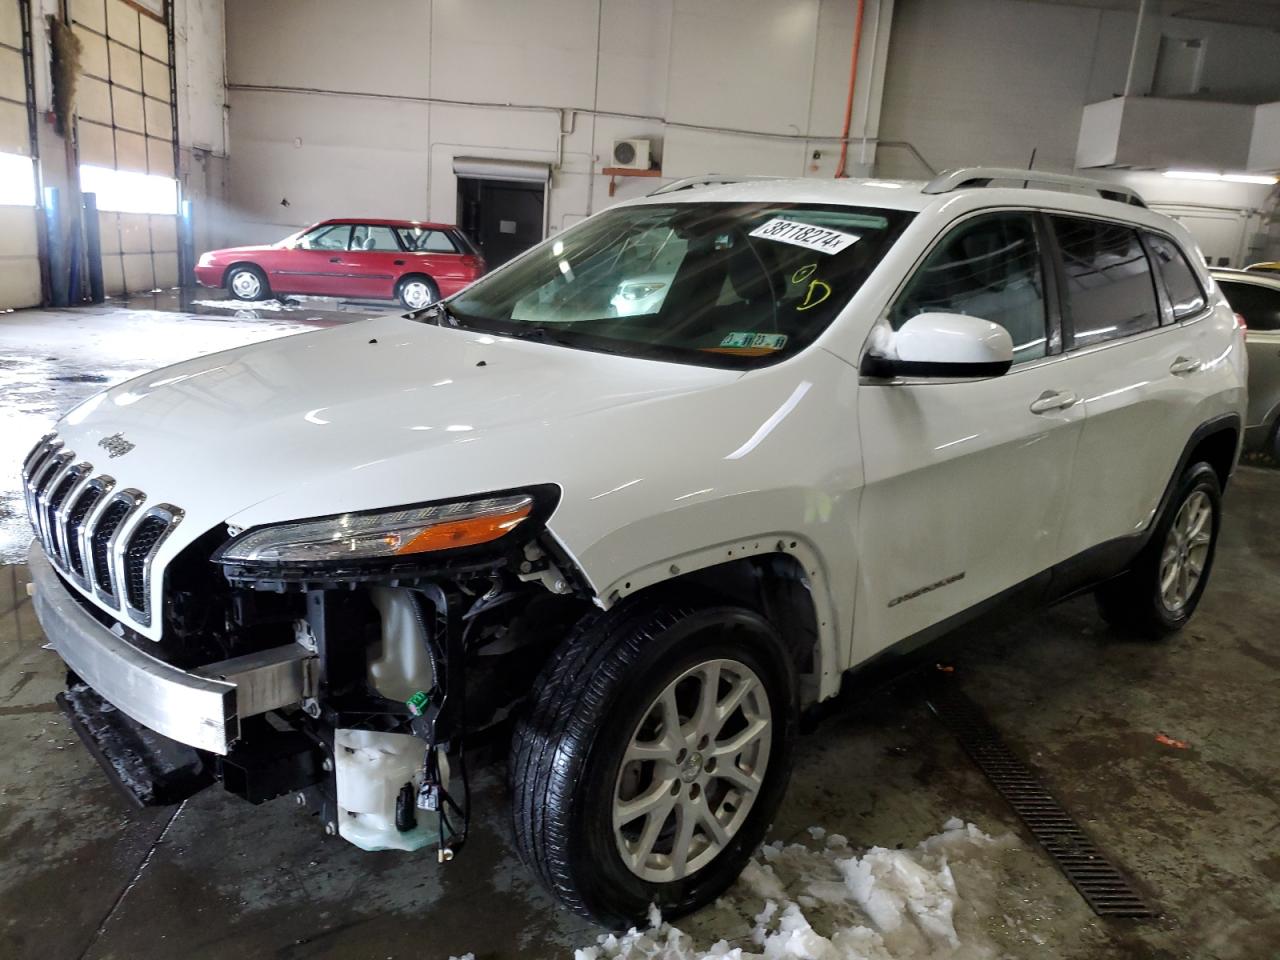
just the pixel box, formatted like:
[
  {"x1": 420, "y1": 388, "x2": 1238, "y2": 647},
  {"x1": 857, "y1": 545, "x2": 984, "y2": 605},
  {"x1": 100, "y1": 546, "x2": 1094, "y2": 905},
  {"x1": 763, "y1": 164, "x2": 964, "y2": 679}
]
[{"x1": 1024, "y1": 147, "x2": 1037, "y2": 189}]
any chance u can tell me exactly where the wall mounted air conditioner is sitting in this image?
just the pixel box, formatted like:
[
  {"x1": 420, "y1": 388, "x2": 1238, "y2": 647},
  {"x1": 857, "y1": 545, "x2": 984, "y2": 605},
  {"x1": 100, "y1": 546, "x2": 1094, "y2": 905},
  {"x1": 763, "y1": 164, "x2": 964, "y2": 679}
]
[{"x1": 611, "y1": 138, "x2": 651, "y2": 170}]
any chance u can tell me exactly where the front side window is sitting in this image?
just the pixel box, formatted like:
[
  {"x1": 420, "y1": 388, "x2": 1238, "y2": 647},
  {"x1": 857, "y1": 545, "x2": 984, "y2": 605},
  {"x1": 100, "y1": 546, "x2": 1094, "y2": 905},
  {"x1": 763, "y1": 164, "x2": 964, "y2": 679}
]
[
  {"x1": 1052, "y1": 216, "x2": 1160, "y2": 348},
  {"x1": 1218, "y1": 279, "x2": 1280, "y2": 331},
  {"x1": 1144, "y1": 233, "x2": 1206, "y2": 321},
  {"x1": 351, "y1": 225, "x2": 401, "y2": 251},
  {"x1": 298, "y1": 224, "x2": 352, "y2": 251},
  {"x1": 889, "y1": 211, "x2": 1048, "y2": 364},
  {"x1": 440, "y1": 202, "x2": 914, "y2": 368}
]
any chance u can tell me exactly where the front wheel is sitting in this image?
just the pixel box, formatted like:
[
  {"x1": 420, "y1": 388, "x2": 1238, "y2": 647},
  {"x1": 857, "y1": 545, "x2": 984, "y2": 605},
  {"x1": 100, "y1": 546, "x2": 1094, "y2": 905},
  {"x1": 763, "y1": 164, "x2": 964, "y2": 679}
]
[
  {"x1": 226, "y1": 264, "x2": 269, "y2": 301},
  {"x1": 509, "y1": 594, "x2": 796, "y2": 928},
  {"x1": 1096, "y1": 461, "x2": 1221, "y2": 638}
]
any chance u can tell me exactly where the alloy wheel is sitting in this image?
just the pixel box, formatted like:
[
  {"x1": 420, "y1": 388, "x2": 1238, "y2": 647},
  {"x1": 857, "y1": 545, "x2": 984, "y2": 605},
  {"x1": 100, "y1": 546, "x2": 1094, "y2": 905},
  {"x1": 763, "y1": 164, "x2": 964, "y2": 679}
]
[
  {"x1": 1159, "y1": 489, "x2": 1213, "y2": 613},
  {"x1": 230, "y1": 270, "x2": 261, "y2": 299},
  {"x1": 402, "y1": 281, "x2": 434, "y2": 309},
  {"x1": 612, "y1": 657, "x2": 772, "y2": 883}
]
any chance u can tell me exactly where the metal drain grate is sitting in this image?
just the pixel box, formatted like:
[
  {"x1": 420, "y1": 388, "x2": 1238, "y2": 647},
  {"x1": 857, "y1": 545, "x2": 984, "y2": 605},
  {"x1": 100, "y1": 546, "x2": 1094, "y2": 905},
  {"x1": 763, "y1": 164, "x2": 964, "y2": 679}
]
[{"x1": 926, "y1": 685, "x2": 1157, "y2": 919}]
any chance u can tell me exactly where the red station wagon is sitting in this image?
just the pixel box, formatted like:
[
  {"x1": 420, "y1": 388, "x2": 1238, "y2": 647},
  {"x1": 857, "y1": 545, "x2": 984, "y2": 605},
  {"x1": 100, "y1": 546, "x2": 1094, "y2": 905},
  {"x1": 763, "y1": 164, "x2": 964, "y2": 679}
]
[{"x1": 195, "y1": 219, "x2": 487, "y2": 310}]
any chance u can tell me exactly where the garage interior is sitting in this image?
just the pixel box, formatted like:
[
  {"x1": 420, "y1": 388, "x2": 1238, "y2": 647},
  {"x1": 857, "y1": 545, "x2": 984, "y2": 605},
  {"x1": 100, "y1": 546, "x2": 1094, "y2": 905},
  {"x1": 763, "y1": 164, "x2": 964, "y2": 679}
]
[{"x1": 2, "y1": 1, "x2": 1280, "y2": 958}]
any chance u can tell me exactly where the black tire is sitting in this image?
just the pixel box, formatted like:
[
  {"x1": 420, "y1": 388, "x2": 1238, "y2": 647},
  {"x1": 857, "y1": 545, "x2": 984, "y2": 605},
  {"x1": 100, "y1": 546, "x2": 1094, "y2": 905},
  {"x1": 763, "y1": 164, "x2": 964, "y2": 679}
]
[
  {"x1": 1270, "y1": 419, "x2": 1280, "y2": 465},
  {"x1": 509, "y1": 592, "x2": 796, "y2": 928},
  {"x1": 1096, "y1": 461, "x2": 1221, "y2": 638},
  {"x1": 225, "y1": 264, "x2": 269, "y2": 301},
  {"x1": 396, "y1": 274, "x2": 439, "y2": 311}
]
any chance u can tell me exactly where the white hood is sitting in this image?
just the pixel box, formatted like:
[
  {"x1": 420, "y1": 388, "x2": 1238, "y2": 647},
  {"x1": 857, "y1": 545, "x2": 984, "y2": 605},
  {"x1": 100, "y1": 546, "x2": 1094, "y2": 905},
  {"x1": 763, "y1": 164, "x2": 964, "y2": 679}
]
[
  {"x1": 59, "y1": 313, "x2": 742, "y2": 522},
  {"x1": 54, "y1": 312, "x2": 851, "y2": 640}
]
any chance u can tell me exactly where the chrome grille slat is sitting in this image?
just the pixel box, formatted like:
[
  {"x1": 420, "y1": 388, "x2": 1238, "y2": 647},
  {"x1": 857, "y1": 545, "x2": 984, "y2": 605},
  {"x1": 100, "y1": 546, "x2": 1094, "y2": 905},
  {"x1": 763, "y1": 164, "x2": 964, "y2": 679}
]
[
  {"x1": 22, "y1": 435, "x2": 179, "y2": 634},
  {"x1": 33, "y1": 451, "x2": 75, "y2": 553},
  {"x1": 53, "y1": 466, "x2": 95, "y2": 572},
  {"x1": 65, "y1": 477, "x2": 113, "y2": 586},
  {"x1": 44, "y1": 462, "x2": 90, "y2": 565},
  {"x1": 91, "y1": 491, "x2": 144, "y2": 607},
  {"x1": 122, "y1": 505, "x2": 183, "y2": 626}
]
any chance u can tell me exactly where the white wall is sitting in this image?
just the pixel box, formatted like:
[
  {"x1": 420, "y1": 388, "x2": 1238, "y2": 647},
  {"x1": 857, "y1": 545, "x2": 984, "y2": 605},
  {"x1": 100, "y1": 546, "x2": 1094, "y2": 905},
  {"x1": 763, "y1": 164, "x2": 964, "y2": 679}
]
[
  {"x1": 221, "y1": 0, "x2": 891, "y2": 244},
  {"x1": 877, "y1": 0, "x2": 1280, "y2": 264},
  {"x1": 174, "y1": 0, "x2": 228, "y2": 252},
  {"x1": 879, "y1": 0, "x2": 1280, "y2": 179}
]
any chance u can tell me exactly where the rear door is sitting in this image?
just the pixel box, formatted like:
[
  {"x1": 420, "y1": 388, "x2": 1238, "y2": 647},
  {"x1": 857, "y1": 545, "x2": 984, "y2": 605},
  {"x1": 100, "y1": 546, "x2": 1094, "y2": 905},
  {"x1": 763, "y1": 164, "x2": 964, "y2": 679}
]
[
  {"x1": 854, "y1": 210, "x2": 1085, "y2": 657},
  {"x1": 1216, "y1": 276, "x2": 1280, "y2": 441},
  {"x1": 342, "y1": 224, "x2": 402, "y2": 299},
  {"x1": 1048, "y1": 216, "x2": 1209, "y2": 561},
  {"x1": 400, "y1": 228, "x2": 476, "y2": 298}
]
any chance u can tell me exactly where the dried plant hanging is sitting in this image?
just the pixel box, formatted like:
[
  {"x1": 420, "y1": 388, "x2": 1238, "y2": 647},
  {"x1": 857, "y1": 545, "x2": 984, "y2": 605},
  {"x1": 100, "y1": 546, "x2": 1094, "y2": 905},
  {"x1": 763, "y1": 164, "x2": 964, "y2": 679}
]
[{"x1": 47, "y1": 15, "x2": 82, "y2": 137}]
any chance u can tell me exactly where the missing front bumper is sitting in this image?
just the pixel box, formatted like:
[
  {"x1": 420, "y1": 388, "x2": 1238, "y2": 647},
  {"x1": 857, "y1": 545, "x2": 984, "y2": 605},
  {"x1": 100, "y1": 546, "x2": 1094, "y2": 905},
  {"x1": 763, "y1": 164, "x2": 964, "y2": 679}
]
[{"x1": 28, "y1": 541, "x2": 317, "y2": 755}]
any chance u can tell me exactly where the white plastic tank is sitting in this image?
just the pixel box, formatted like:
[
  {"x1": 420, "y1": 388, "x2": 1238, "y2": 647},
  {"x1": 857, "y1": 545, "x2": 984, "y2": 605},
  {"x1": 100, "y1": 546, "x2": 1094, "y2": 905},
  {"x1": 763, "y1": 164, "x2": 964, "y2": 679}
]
[
  {"x1": 367, "y1": 587, "x2": 435, "y2": 703},
  {"x1": 334, "y1": 728, "x2": 449, "y2": 852}
]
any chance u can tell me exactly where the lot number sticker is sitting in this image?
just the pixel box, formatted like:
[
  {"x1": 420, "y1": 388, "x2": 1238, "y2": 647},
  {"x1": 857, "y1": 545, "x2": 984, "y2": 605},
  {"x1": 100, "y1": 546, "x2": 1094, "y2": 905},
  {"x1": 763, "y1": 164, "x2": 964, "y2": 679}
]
[
  {"x1": 749, "y1": 218, "x2": 860, "y2": 255},
  {"x1": 720, "y1": 332, "x2": 788, "y2": 350}
]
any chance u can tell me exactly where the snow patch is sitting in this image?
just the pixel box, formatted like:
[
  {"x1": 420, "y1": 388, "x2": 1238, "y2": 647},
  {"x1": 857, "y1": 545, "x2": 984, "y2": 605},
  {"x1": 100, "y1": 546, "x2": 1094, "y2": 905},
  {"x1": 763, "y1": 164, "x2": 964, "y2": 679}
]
[{"x1": 575, "y1": 820, "x2": 1026, "y2": 960}]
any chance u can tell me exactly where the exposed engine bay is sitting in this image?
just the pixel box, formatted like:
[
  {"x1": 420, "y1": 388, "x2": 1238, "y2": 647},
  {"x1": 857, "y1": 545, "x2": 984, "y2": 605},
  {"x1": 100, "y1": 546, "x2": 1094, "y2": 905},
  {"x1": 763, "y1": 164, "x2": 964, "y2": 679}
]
[{"x1": 61, "y1": 519, "x2": 589, "y2": 862}]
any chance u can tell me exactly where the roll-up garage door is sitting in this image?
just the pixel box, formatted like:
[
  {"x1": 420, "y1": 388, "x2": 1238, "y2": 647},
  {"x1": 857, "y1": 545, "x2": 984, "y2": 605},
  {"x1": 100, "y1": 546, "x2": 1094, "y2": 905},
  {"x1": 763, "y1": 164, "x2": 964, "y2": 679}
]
[
  {"x1": 71, "y1": 0, "x2": 177, "y2": 296},
  {"x1": 0, "y1": 0, "x2": 40, "y2": 308}
]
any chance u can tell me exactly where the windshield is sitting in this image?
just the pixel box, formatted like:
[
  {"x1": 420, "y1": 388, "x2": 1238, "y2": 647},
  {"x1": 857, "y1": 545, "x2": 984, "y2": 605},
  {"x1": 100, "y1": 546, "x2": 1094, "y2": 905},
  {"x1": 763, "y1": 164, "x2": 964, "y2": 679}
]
[{"x1": 438, "y1": 202, "x2": 914, "y2": 368}]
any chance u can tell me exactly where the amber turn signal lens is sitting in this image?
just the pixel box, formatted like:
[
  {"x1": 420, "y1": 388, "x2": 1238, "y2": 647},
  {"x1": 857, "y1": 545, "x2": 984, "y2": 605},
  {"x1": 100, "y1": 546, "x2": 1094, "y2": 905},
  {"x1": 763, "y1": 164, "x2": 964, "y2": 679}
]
[{"x1": 395, "y1": 502, "x2": 533, "y2": 555}]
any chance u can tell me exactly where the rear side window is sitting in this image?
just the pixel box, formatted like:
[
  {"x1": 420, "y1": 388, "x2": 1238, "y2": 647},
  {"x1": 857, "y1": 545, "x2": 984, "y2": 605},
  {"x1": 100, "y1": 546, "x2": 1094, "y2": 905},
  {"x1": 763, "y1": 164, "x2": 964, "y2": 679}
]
[
  {"x1": 890, "y1": 211, "x2": 1048, "y2": 364},
  {"x1": 1218, "y1": 279, "x2": 1280, "y2": 330},
  {"x1": 1145, "y1": 233, "x2": 1206, "y2": 320},
  {"x1": 1052, "y1": 216, "x2": 1160, "y2": 348},
  {"x1": 396, "y1": 227, "x2": 459, "y2": 253}
]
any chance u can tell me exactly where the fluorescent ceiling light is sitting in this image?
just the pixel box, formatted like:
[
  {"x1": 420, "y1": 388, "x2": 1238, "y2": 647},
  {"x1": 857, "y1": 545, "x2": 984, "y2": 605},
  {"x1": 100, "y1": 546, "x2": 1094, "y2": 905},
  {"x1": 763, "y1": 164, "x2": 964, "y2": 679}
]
[
  {"x1": 0, "y1": 152, "x2": 36, "y2": 206},
  {"x1": 1223, "y1": 173, "x2": 1278, "y2": 185},
  {"x1": 1162, "y1": 169, "x2": 1278, "y2": 185}
]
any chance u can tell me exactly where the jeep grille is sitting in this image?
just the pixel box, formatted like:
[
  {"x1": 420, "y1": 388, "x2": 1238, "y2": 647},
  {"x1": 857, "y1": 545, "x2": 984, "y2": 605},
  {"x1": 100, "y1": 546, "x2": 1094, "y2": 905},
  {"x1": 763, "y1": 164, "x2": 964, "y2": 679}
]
[{"x1": 21, "y1": 434, "x2": 184, "y2": 628}]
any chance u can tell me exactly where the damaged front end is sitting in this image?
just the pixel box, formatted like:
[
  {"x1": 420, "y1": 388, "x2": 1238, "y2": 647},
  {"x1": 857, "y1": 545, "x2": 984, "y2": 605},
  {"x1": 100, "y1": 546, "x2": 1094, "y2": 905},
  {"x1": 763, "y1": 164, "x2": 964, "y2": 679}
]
[{"x1": 37, "y1": 484, "x2": 589, "y2": 861}]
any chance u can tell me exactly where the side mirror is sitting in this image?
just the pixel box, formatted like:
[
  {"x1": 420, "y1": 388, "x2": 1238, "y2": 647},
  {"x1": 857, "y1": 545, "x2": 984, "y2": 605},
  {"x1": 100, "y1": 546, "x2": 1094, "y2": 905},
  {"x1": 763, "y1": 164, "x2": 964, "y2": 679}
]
[{"x1": 860, "y1": 312, "x2": 1014, "y2": 379}]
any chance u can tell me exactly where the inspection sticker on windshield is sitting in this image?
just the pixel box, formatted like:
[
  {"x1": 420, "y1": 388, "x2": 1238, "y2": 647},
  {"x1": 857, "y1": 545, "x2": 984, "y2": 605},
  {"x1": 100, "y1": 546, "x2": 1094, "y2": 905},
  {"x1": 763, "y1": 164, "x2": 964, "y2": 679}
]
[
  {"x1": 720, "y1": 332, "x2": 788, "y2": 350},
  {"x1": 749, "y1": 218, "x2": 860, "y2": 255}
]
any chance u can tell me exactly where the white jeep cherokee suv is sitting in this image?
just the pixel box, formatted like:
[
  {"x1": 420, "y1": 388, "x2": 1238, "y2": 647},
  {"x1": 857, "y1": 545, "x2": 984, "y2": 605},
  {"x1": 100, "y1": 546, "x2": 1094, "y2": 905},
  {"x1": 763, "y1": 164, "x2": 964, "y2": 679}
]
[{"x1": 22, "y1": 168, "x2": 1246, "y2": 927}]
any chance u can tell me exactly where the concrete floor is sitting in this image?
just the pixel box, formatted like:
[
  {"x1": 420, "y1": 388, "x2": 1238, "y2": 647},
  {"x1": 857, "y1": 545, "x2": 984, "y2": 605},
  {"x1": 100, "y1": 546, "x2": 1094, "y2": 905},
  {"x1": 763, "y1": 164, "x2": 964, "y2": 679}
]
[{"x1": 1, "y1": 304, "x2": 1277, "y2": 958}]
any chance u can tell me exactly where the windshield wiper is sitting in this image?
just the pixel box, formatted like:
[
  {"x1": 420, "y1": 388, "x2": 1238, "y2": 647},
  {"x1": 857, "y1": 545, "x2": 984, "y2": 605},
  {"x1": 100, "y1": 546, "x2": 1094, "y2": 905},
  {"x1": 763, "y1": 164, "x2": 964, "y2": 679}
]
[
  {"x1": 412, "y1": 302, "x2": 463, "y2": 327},
  {"x1": 502, "y1": 324, "x2": 572, "y2": 344}
]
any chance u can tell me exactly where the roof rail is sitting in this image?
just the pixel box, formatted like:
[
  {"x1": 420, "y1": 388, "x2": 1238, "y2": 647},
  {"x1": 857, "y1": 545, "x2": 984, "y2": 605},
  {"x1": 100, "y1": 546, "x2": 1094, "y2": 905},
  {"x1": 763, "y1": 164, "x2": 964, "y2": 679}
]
[
  {"x1": 648, "y1": 174, "x2": 779, "y2": 196},
  {"x1": 921, "y1": 167, "x2": 1146, "y2": 207}
]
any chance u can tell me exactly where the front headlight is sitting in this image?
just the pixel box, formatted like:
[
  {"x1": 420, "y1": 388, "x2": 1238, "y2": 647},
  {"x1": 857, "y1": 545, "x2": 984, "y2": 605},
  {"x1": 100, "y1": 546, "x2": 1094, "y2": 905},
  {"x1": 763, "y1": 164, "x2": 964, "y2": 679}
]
[{"x1": 215, "y1": 493, "x2": 537, "y2": 565}]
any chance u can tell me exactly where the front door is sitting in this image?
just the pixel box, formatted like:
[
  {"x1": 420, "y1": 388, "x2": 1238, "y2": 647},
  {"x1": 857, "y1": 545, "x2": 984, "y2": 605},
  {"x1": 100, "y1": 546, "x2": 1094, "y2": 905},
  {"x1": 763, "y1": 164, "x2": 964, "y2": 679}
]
[
  {"x1": 278, "y1": 223, "x2": 353, "y2": 296},
  {"x1": 853, "y1": 210, "x2": 1084, "y2": 659}
]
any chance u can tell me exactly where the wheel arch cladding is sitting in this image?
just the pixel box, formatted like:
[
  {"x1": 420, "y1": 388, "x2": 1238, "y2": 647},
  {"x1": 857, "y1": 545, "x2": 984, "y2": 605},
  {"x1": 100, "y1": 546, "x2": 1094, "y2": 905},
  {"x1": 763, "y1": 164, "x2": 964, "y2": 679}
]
[{"x1": 1188, "y1": 423, "x2": 1238, "y2": 491}]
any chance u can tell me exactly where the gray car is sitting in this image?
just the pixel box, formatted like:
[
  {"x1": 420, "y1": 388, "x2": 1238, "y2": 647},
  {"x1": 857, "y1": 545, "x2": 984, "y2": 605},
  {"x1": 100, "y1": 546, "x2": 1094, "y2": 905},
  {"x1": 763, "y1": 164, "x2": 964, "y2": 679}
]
[{"x1": 1213, "y1": 269, "x2": 1280, "y2": 459}]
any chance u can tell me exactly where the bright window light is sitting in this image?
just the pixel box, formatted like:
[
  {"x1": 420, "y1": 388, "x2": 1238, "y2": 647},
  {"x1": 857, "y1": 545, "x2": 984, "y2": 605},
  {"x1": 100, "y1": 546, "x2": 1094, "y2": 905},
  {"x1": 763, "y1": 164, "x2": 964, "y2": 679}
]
[
  {"x1": 0, "y1": 152, "x2": 36, "y2": 206},
  {"x1": 1162, "y1": 169, "x2": 1278, "y2": 185},
  {"x1": 79, "y1": 164, "x2": 178, "y2": 214}
]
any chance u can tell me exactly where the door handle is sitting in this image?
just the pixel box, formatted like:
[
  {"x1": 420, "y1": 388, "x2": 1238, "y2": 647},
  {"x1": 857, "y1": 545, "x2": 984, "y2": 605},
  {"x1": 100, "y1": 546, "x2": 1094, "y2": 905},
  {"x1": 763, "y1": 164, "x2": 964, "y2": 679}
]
[
  {"x1": 1169, "y1": 356, "x2": 1202, "y2": 375},
  {"x1": 393, "y1": 259, "x2": 406, "y2": 266},
  {"x1": 329, "y1": 257, "x2": 343, "y2": 263},
  {"x1": 1029, "y1": 390, "x2": 1078, "y2": 414}
]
